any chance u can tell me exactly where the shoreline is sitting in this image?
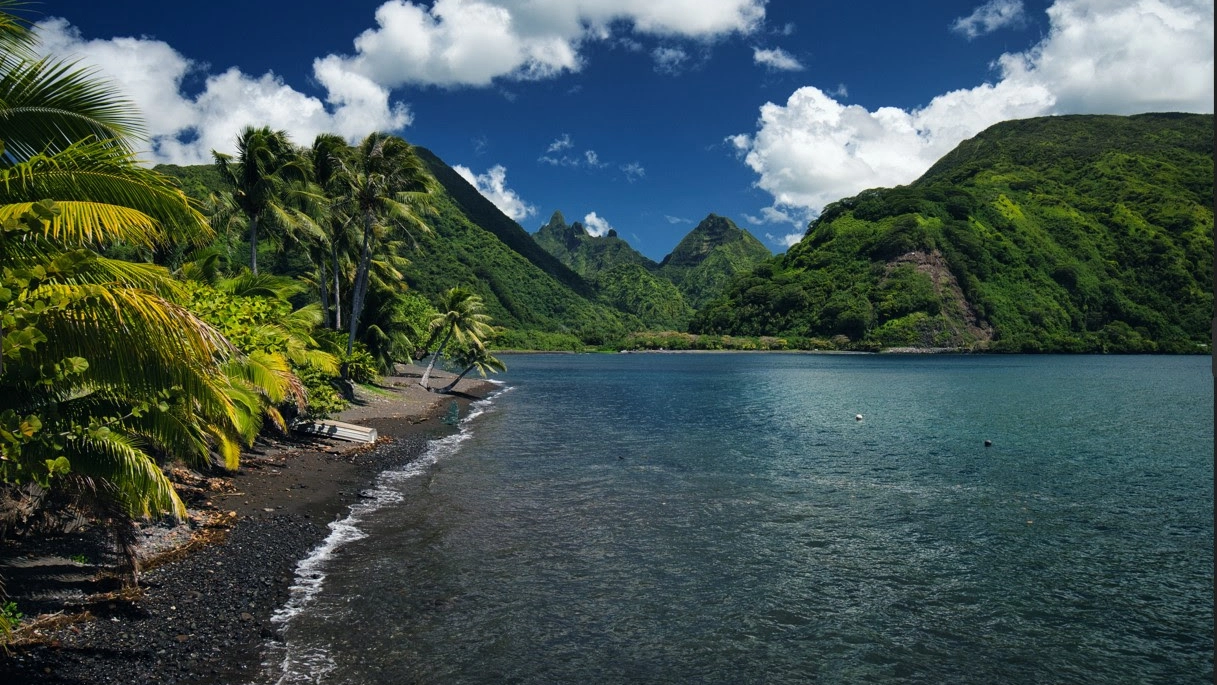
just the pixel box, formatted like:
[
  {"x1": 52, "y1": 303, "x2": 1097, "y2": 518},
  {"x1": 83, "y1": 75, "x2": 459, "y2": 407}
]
[{"x1": 0, "y1": 370, "x2": 496, "y2": 685}]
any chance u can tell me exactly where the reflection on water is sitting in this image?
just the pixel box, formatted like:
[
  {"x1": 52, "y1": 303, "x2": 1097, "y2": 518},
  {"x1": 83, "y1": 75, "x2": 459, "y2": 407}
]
[{"x1": 262, "y1": 354, "x2": 1213, "y2": 685}]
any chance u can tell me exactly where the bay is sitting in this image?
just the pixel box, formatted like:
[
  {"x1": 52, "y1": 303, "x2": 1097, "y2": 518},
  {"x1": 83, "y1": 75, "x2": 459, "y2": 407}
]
[{"x1": 262, "y1": 353, "x2": 1213, "y2": 684}]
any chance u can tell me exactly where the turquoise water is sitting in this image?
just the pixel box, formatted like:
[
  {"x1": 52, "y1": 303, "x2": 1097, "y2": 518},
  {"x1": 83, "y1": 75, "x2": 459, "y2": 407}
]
[{"x1": 263, "y1": 354, "x2": 1213, "y2": 684}]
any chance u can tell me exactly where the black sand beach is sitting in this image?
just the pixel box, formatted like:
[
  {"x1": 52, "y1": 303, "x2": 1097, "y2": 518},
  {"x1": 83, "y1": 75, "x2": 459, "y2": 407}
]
[{"x1": 0, "y1": 372, "x2": 495, "y2": 685}]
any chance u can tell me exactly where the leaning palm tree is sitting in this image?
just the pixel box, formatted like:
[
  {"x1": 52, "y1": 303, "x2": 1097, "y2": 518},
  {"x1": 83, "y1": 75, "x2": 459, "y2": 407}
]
[
  {"x1": 212, "y1": 126, "x2": 312, "y2": 274},
  {"x1": 438, "y1": 340, "x2": 506, "y2": 394},
  {"x1": 419, "y1": 287, "x2": 494, "y2": 389}
]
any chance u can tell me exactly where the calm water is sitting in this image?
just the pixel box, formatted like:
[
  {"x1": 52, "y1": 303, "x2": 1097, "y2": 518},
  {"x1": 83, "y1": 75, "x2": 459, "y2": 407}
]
[{"x1": 260, "y1": 354, "x2": 1213, "y2": 684}]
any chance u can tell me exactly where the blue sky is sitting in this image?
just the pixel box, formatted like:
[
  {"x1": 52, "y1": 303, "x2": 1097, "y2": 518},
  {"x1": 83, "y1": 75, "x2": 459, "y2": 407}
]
[{"x1": 34, "y1": 0, "x2": 1214, "y2": 260}]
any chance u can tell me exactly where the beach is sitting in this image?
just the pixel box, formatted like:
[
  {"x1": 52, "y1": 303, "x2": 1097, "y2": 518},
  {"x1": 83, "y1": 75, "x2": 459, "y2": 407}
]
[{"x1": 0, "y1": 370, "x2": 495, "y2": 685}]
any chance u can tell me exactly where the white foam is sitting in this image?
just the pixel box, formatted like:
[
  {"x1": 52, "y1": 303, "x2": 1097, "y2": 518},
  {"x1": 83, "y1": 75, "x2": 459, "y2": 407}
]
[{"x1": 262, "y1": 386, "x2": 509, "y2": 684}]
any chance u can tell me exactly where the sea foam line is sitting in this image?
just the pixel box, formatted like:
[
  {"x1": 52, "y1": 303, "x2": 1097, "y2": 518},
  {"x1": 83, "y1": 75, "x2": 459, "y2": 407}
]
[{"x1": 264, "y1": 386, "x2": 508, "y2": 684}]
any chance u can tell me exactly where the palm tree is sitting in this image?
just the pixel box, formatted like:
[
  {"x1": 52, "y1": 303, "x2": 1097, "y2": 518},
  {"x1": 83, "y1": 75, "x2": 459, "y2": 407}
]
[
  {"x1": 438, "y1": 341, "x2": 506, "y2": 394},
  {"x1": 308, "y1": 133, "x2": 353, "y2": 330},
  {"x1": 0, "y1": 3, "x2": 257, "y2": 582},
  {"x1": 419, "y1": 287, "x2": 494, "y2": 389},
  {"x1": 212, "y1": 126, "x2": 312, "y2": 274},
  {"x1": 331, "y1": 133, "x2": 437, "y2": 361}
]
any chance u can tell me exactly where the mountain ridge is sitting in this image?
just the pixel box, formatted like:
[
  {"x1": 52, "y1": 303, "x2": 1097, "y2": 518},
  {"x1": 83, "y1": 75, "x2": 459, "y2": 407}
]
[{"x1": 691, "y1": 112, "x2": 1214, "y2": 352}]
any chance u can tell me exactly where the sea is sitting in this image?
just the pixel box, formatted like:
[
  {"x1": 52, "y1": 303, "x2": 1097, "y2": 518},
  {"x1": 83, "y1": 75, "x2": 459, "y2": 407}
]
[{"x1": 257, "y1": 353, "x2": 1214, "y2": 684}]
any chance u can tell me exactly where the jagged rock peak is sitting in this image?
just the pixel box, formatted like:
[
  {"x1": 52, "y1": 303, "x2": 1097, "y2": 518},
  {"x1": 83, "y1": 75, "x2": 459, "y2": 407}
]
[{"x1": 542, "y1": 210, "x2": 567, "y2": 231}]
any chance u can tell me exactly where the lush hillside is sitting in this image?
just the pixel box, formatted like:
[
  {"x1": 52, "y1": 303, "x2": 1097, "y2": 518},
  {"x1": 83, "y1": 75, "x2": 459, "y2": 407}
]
[
  {"x1": 692, "y1": 113, "x2": 1213, "y2": 353},
  {"x1": 400, "y1": 190, "x2": 632, "y2": 345},
  {"x1": 157, "y1": 152, "x2": 635, "y2": 349},
  {"x1": 415, "y1": 148, "x2": 596, "y2": 299},
  {"x1": 534, "y1": 210, "x2": 658, "y2": 279},
  {"x1": 656, "y1": 214, "x2": 773, "y2": 309},
  {"x1": 532, "y1": 211, "x2": 690, "y2": 328}
]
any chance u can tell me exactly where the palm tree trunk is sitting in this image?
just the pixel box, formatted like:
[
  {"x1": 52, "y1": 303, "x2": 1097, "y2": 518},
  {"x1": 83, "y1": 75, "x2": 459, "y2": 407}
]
[
  {"x1": 331, "y1": 242, "x2": 342, "y2": 331},
  {"x1": 249, "y1": 214, "x2": 260, "y2": 275},
  {"x1": 439, "y1": 365, "x2": 474, "y2": 393},
  {"x1": 345, "y1": 212, "x2": 375, "y2": 357},
  {"x1": 318, "y1": 258, "x2": 331, "y2": 329},
  {"x1": 420, "y1": 327, "x2": 452, "y2": 389}
]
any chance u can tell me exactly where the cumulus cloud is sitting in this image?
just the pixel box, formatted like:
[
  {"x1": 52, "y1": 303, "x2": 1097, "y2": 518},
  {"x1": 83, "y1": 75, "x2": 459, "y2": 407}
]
[
  {"x1": 583, "y1": 211, "x2": 614, "y2": 237},
  {"x1": 35, "y1": 17, "x2": 408, "y2": 164},
  {"x1": 952, "y1": 0, "x2": 1027, "y2": 39},
  {"x1": 753, "y1": 47, "x2": 803, "y2": 71},
  {"x1": 734, "y1": 0, "x2": 1214, "y2": 225},
  {"x1": 764, "y1": 231, "x2": 805, "y2": 249},
  {"x1": 453, "y1": 164, "x2": 537, "y2": 221},
  {"x1": 36, "y1": 1, "x2": 766, "y2": 164},
  {"x1": 320, "y1": 0, "x2": 765, "y2": 88}
]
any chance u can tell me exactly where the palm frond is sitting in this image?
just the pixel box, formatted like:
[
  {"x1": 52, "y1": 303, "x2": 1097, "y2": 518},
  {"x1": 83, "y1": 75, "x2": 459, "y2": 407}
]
[
  {"x1": 57, "y1": 431, "x2": 186, "y2": 520},
  {"x1": 0, "y1": 57, "x2": 142, "y2": 161},
  {"x1": 0, "y1": 139, "x2": 211, "y2": 245}
]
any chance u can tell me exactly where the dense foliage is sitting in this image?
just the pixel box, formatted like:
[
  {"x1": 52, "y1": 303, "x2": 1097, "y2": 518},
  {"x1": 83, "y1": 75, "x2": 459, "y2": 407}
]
[
  {"x1": 532, "y1": 211, "x2": 693, "y2": 329},
  {"x1": 656, "y1": 214, "x2": 773, "y2": 310},
  {"x1": 693, "y1": 114, "x2": 1213, "y2": 353}
]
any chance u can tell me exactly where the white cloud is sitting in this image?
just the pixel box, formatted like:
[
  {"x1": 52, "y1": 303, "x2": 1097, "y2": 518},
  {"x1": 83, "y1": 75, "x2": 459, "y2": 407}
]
[
  {"x1": 35, "y1": 18, "x2": 408, "y2": 165},
  {"x1": 734, "y1": 0, "x2": 1214, "y2": 221},
  {"x1": 652, "y1": 46, "x2": 689, "y2": 74},
  {"x1": 35, "y1": 1, "x2": 765, "y2": 163},
  {"x1": 453, "y1": 164, "x2": 537, "y2": 221},
  {"x1": 764, "y1": 231, "x2": 805, "y2": 249},
  {"x1": 665, "y1": 214, "x2": 691, "y2": 224},
  {"x1": 621, "y1": 162, "x2": 646, "y2": 182},
  {"x1": 320, "y1": 0, "x2": 765, "y2": 89},
  {"x1": 583, "y1": 211, "x2": 614, "y2": 237},
  {"x1": 546, "y1": 133, "x2": 573, "y2": 153},
  {"x1": 753, "y1": 47, "x2": 804, "y2": 71},
  {"x1": 584, "y1": 149, "x2": 606, "y2": 167},
  {"x1": 952, "y1": 0, "x2": 1027, "y2": 39}
]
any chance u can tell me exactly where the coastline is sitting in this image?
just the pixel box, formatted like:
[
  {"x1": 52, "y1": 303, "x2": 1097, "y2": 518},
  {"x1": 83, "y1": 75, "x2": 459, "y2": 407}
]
[{"x1": 0, "y1": 369, "x2": 496, "y2": 685}]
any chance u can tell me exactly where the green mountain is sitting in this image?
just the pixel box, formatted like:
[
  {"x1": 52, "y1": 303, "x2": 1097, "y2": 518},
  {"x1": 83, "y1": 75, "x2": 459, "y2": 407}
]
[
  {"x1": 656, "y1": 214, "x2": 773, "y2": 310},
  {"x1": 691, "y1": 113, "x2": 1214, "y2": 353},
  {"x1": 531, "y1": 211, "x2": 689, "y2": 328},
  {"x1": 157, "y1": 149, "x2": 635, "y2": 349},
  {"x1": 531, "y1": 211, "x2": 771, "y2": 327},
  {"x1": 415, "y1": 149, "x2": 595, "y2": 300},
  {"x1": 533, "y1": 210, "x2": 658, "y2": 279}
]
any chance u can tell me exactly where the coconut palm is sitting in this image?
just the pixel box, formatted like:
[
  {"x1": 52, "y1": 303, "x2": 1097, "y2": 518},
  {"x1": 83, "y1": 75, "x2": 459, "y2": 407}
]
[
  {"x1": 0, "y1": 4, "x2": 259, "y2": 582},
  {"x1": 328, "y1": 132, "x2": 437, "y2": 360},
  {"x1": 419, "y1": 287, "x2": 494, "y2": 389},
  {"x1": 438, "y1": 341, "x2": 506, "y2": 394},
  {"x1": 212, "y1": 126, "x2": 313, "y2": 274},
  {"x1": 308, "y1": 133, "x2": 354, "y2": 330}
]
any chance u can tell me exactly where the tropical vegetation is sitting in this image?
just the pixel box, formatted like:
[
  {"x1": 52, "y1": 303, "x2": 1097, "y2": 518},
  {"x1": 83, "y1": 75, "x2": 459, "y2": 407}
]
[
  {"x1": 0, "y1": 2, "x2": 501, "y2": 613},
  {"x1": 0, "y1": 3, "x2": 252, "y2": 584},
  {"x1": 692, "y1": 114, "x2": 1213, "y2": 353}
]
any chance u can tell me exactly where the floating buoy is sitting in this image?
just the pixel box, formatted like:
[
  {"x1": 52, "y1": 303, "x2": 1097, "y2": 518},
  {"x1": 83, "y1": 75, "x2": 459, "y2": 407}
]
[
  {"x1": 984, "y1": 439, "x2": 993, "y2": 447},
  {"x1": 855, "y1": 414, "x2": 863, "y2": 421}
]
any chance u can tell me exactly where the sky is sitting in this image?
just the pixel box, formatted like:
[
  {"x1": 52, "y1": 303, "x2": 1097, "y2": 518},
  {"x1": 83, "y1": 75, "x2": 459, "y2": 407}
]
[{"x1": 31, "y1": 0, "x2": 1214, "y2": 261}]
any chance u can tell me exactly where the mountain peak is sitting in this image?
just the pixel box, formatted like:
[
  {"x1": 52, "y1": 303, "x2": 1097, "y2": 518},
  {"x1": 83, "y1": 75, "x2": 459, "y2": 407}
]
[
  {"x1": 660, "y1": 213, "x2": 764, "y2": 269},
  {"x1": 543, "y1": 210, "x2": 567, "y2": 230}
]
